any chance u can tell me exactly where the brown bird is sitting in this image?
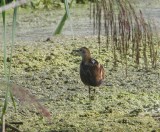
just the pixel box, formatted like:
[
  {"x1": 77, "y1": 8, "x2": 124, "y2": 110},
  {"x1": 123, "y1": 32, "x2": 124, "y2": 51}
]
[{"x1": 75, "y1": 47, "x2": 105, "y2": 100}]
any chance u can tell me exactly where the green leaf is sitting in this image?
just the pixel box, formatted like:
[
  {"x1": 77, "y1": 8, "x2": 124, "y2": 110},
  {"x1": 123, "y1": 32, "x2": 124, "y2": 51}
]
[
  {"x1": 54, "y1": 0, "x2": 74, "y2": 35},
  {"x1": 8, "y1": 0, "x2": 18, "y2": 111},
  {"x1": 10, "y1": 89, "x2": 16, "y2": 112}
]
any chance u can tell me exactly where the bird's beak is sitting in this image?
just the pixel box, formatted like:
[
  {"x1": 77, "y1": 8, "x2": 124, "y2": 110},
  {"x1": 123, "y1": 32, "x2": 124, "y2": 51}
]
[
  {"x1": 72, "y1": 49, "x2": 80, "y2": 52},
  {"x1": 71, "y1": 49, "x2": 80, "y2": 56}
]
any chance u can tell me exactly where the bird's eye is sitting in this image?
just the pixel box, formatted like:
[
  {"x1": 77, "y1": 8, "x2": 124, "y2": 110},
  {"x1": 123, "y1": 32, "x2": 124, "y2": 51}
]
[
  {"x1": 80, "y1": 49, "x2": 85, "y2": 53},
  {"x1": 79, "y1": 48, "x2": 86, "y2": 54},
  {"x1": 82, "y1": 50, "x2": 86, "y2": 54}
]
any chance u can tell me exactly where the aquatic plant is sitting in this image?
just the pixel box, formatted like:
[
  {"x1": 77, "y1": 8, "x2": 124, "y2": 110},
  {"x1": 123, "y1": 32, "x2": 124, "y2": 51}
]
[
  {"x1": 0, "y1": 0, "x2": 51, "y2": 131},
  {"x1": 90, "y1": 0, "x2": 160, "y2": 75},
  {"x1": 54, "y1": 0, "x2": 74, "y2": 36}
]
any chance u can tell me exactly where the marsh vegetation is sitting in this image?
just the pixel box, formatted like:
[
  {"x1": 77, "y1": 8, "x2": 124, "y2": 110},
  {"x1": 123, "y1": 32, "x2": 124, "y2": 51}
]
[{"x1": 0, "y1": 0, "x2": 160, "y2": 131}]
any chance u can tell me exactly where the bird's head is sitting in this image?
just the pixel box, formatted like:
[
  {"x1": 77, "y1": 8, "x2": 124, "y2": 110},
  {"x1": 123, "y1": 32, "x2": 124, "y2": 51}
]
[
  {"x1": 72, "y1": 47, "x2": 91, "y2": 61},
  {"x1": 75, "y1": 47, "x2": 91, "y2": 61},
  {"x1": 79, "y1": 47, "x2": 90, "y2": 57}
]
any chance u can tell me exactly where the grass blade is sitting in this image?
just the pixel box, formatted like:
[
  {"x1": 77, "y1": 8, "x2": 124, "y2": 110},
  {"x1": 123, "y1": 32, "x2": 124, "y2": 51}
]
[
  {"x1": 1, "y1": 0, "x2": 7, "y2": 78},
  {"x1": 64, "y1": 0, "x2": 74, "y2": 37},
  {"x1": 10, "y1": 90, "x2": 16, "y2": 112},
  {"x1": 9, "y1": 0, "x2": 18, "y2": 112},
  {"x1": 1, "y1": 0, "x2": 7, "y2": 130},
  {"x1": 1, "y1": 0, "x2": 18, "y2": 130},
  {"x1": 54, "y1": 0, "x2": 74, "y2": 35},
  {"x1": 1, "y1": 0, "x2": 9, "y2": 116}
]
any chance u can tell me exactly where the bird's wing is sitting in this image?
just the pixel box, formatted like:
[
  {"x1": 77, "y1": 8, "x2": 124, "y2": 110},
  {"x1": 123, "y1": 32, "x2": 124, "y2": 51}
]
[
  {"x1": 90, "y1": 59, "x2": 105, "y2": 81},
  {"x1": 80, "y1": 58, "x2": 105, "y2": 86}
]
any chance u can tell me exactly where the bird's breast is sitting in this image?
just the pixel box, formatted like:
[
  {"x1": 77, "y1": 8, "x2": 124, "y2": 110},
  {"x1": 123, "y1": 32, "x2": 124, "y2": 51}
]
[{"x1": 80, "y1": 60, "x2": 104, "y2": 86}]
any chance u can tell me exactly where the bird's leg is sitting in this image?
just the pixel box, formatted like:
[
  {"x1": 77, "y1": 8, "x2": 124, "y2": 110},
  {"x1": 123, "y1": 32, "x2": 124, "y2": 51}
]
[
  {"x1": 93, "y1": 88, "x2": 96, "y2": 94},
  {"x1": 89, "y1": 86, "x2": 91, "y2": 100},
  {"x1": 92, "y1": 88, "x2": 96, "y2": 100},
  {"x1": 89, "y1": 86, "x2": 95, "y2": 100},
  {"x1": 91, "y1": 88, "x2": 95, "y2": 100}
]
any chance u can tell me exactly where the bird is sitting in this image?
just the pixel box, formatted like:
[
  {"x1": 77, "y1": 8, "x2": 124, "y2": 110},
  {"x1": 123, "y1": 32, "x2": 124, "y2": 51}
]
[{"x1": 75, "y1": 47, "x2": 105, "y2": 100}]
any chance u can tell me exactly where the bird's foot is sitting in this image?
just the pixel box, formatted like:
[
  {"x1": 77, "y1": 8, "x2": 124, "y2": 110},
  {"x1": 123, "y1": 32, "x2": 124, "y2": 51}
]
[{"x1": 90, "y1": 95, "x2": 95, "y2": 100}]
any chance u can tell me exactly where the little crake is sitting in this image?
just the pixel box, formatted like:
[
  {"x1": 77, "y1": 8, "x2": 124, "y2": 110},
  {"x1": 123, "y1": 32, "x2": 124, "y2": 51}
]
[{"x1": 75, "y1": 47, "x2": 105, "y2": 100}]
